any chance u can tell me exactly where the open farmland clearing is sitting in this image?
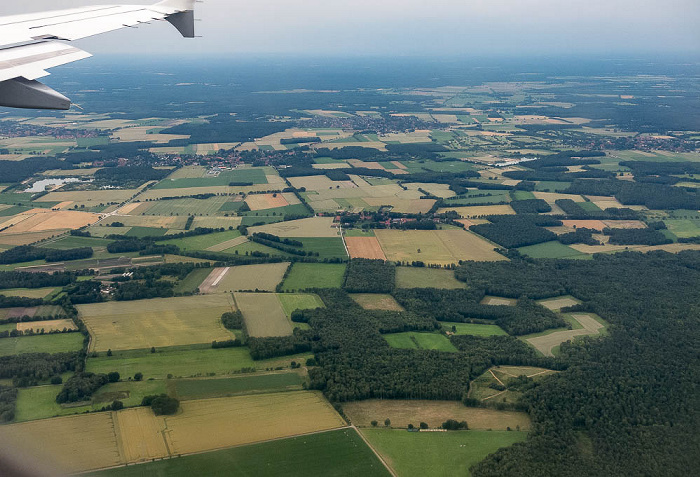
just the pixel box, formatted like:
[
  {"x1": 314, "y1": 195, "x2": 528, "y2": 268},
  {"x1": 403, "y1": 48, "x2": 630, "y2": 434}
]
[
  {"x1": 395, "y1": 267, "x2": 464, "y2": 289},
  {"x1": 346, "y1": 236, "x2": 387, "y2": 260},
  {"x1": 525, "y1": 313, "x2": 607, "y2": 357},
  {"x1": 344, "y1": 399, "x2": 530, "y2": 430},
  {"x1": 375, "y1": 229, "x2": 504, "y2": 265},
  {"x1": 444, "y1": 323, "x2": 507, "y2": 336},
  {"x1": 351, "y1": 294, "x2": 404, "y2": 311},
  {"x1": 79, "y1": 295, "x2": 236, "y2": 352},
  {"x1": 235, "y1": 292, "x2": 293, "y2": 337},
  {"x1": 201, "y1": 262, "x2": 289, "y2": 293},
  {"x1": 481, "y1": 296, "x2": 517, "y2": 306},
  {"x1": 277, "y1": 293, "x2": 325, "y2": 317},
  {"x1": 16, "y1": 319, "x2": 77, "y2": 333},
  {"x1": 248, "y1": 217, "x2": 338, "y2": 237},
  {"x1": 281, "y1": 262, "x2": 346, "y2": 290},
  {"x1": 437, "y1": 204, "x2": 515, "y2": 217},
  {"x1": 163, "y1": 392, "x2": 346, "y2": 455},
  {"x1": 362, "y1": 429, "x2": 527, "y2": 477},
  {"x1": 384, "y1": 332, "x2": 457, "y2": 352},
  {"x1": 538, "y1": 295, "x2": 582, "y2": 311},
  {"x1": 172, "y1": 373, "x2": 304, "y2": 400},
  {"x1": 0, "y1": 333, "x2": 83, "y2": 356},
  {"x1": 89, "y1": 428, "x2": 390, "y2": 477},
  {"x1": 86, "y1": 346, "x2": 311, "y2": 379}
]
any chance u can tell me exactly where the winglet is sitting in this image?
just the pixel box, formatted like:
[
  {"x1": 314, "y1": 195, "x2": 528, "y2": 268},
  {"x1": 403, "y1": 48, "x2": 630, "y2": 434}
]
[{"x1": 156, "y1": 0, "x2": 196, "y2": 38}]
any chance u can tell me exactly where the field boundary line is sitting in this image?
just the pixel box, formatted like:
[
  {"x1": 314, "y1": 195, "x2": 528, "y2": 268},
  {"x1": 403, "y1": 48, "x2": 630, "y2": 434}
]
[
  {"x1": 78, "y1": 426, "x2": 354, "y2": 475},
  {"x1": 352, "y1": 425, "x2": 398, "y2": 477}
]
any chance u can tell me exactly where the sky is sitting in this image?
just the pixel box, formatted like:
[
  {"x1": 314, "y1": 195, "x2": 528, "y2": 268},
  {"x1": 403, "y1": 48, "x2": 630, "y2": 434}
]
[{"x1": 3, "y1": 0, "x2": 699, "y2": 57}]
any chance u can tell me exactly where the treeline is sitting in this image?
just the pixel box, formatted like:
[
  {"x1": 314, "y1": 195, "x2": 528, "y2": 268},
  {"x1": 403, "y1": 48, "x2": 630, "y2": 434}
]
[
  {"x1": 510, "y1": 199, "x2": 552, "y2": 214},
  {"x1": 604, "y1": 227, "x2": 672, "y2": 246},
  {"x1": 0, "y1": 352, "x2": 79, "y2": 387},
  {"x1": 343, "y1": 259, "x2": 395, "y2": 293},
  {"x1": 565, "y1": 179, "x2": 700, "y2": 210},
  {"x1": 558, "y1": 228, "x2": 600, "y2": 245},
  {"x1": 393, "y1": 289, "x2": 566, "y2": 336},
  {"x1": 466, "y1": 251, "x2": 700, "y2": 477},
  {"x1": 0, "y1": 245, "x2": 93, "y2": 264},
  {"x1": 555, "y1": 199, "x2": 638, "y2": 220},
  {"x1": 0, "y1": 271, "x2": 75, "y2": 290},
  {"x1": 470, "y1": 215, "x2": 560, "y2": 248},
  {"x1": 0, "y1": 385, "x2": 17, "y2": 422},
  {"x1": 56, "y1": 372, "x2": 110, "y2": 403}
]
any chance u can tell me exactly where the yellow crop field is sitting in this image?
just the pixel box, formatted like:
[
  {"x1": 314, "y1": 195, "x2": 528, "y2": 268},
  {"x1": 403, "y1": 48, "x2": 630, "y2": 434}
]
[
  {"x1": 2, "y1": 412, "x2": 122, "y2": 474},
  {"x1": 17, "y1": 319, "x2": 77, "y2": 333},
  {"x1": 164, "y1": 392, "x2": 346, "y2": 455},
  {"x1": 114, "y1": 407, "x2": 169, "y2": 463},
  {"x1": 436, "y1": 204, "x2": 516, "y2": 217},
  {"x1": 0, "y1": 231, "x2": 59, "y2": 247},
  {"x1": 351, "y1": 294, "x2": 404, "y2": 311},
  {"x1": 375, "y1": 229, "x2": 505, "y2": 265},
  {"x1": 245, "y1": 193, "x2": 290, "y2": 211},
  {"x1": 249, "y1": 217, "x2": 339, "y2": 238},
  {"x1": 343, "y1": 399, "x2": 530, "y2": 431},
  {"x1": 79, "y1": 294, "x2": 237, "y2": 352},
  {"x1": 0, "y1": 209, "x2": 99, "y2": 234}
]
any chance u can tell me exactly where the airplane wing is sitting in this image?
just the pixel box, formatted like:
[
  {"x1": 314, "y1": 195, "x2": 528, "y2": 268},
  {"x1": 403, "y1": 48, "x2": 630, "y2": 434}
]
[{"x1": 0, "y1": 0, "x2": 196, "y2": 110}]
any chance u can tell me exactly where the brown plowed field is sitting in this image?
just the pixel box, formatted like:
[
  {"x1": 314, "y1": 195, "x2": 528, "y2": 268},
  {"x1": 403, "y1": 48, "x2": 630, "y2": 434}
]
[{"x1": 346, "y1": 236, "x2": 386, "y2": 260}]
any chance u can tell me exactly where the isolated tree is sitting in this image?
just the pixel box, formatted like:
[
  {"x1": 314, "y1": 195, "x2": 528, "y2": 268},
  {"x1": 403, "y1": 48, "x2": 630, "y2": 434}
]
[
  {"x1": 106, "y1": 349, "x2": 113, "y2": 357},
  {"x1": 134, "y1": 372, "x2": 143, "y2": 382},
  {"x1": 420, "y1": 422, "x2": 429, "y2": 429},
  {"x1": 384, "y1": 418, "x2": 391, "y2": 427},
  {"x1": 107, "y1": 372, "x2": 120, "y2": 383},
  {"x1": 371, "y1": 420, "x2": 378, "y2": 427}
]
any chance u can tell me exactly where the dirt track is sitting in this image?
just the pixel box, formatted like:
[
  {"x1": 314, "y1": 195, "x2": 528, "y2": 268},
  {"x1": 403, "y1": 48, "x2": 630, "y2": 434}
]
[{"x1": 526, "y1": 314, "x2": 605, "y2": 357}]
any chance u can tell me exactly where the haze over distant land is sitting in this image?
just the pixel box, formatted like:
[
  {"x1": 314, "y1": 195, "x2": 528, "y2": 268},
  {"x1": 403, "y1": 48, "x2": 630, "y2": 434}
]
[{"x1": 6, "y1": 0, "x2": 700, "y2": 56}]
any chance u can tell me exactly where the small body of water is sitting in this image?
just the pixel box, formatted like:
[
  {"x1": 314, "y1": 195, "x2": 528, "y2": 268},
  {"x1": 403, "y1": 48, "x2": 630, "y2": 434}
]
[{"x1": 25, "y1": 178, "x2": 82, "y2": 193}]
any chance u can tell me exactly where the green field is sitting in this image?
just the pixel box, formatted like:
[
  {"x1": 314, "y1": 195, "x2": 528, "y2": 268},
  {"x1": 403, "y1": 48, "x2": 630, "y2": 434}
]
[
  {"x1": 90, "y1": 429, "x2": 391, "y2": 477},
  {"x1": 511, "y1": 190, "x2": 536, "y2": 200},
  {"x1": 443, "y1": 190, "x2": 511, "y2": 206},
  {"x1": 173, "y1": 373, "x2": 303, "y2": 400},
  {"x1": 159, "y1": 229, "x2": 241, "y2": 251},
  {"x1": 384, "y1": 332, "x2": 457, "y2": 352},
  {"x1": 173, "y1": 267, "x2": 212, "y2": 294},
  {"x1": 277, "y1": 293, "x2": 325, "y2": 317},
  {"x1": 85, "y1": 346, "x2": 311, "y2": 380},
  {"x1": 124, "y1": 226, "x2": 169, "y2": 238},
  {"x1": 395, "y1": 267, "x2": 464, "y2": 289},
  {"x1": 40, "y1": 236, "x2": 113, "y2": 250},
  {"x1": 0, "y1": 333, "x2": 83, "y2": 357},
  {"x1": 517, "y1": 241, "x2": 589, "y2": 259},
  {"x1": 665, "y1": 219, "x2": 700, "y2": 238},
  {"x1": 281, "y1": 263, "x2": 347, "y2": 291},
  {"x1": 362, "y1": 429, "x2": 526, "y2": 477},
  {"x1": 15, "y1": 380, "x2": 166, "y2": 422},
  {"x1": 443, "y1": 323, "x2": 507, "y2": 336},
  {"x1": 143, "y1": 196, "x2": 229, "y2": 216},
  {"x1": 154, "y1": 168, "x2": 268, "y2": 189}
]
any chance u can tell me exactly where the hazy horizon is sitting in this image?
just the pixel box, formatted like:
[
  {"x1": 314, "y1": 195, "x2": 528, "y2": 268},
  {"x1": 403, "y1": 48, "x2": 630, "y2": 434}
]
[{"x1": 4, "y1": 0, "x2": 699, "y2": 56}]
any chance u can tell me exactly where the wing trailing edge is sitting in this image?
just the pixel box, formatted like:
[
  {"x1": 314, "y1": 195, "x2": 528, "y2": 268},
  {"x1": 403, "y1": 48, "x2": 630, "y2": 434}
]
[{"x1": 0, "y1": 0, "x2": 197, "y2": 110}]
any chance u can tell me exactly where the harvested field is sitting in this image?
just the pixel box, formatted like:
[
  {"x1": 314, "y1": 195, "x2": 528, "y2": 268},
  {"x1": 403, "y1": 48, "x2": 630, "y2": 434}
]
[
  {"x1": 363, "y1": 197, "x2": 436, "y2": 214},
  {"x1": 436, "y1": 204, "x2": 515, "y2": 217},
  {"x1": 235, "y1": 292, "x2": 293, "y2": 337},
  {"x1": 481, "y1": 296, "x2": 517, "y2": 306},
  {"x1": 601, "y1": 220, "x2": 647, "y2": 229},
  {"x1": 101, "y1": 214, "x2": 186, "y2": 229},
  {"x1": 16, "y1": 319, "x2": 77, "y2": 333},
  {"x1": 114, "y1": 407, "x2": 169, "y2": 464},
  {"x1": 526, "y1": 313, "x2": 606, "y2": 357},
  {"x1": 561, "y1": 219, "x2": 608, "y2": 231},
  {"x1": 41, "y1": 189, "x2": 138, "y2": 204},
  {"x1": 165, "y1": 392, "x2": 346, "y2": 455},
  {"x1": 192, "y1": 216, "x2": 242, "y2": 229},
  {"x1": 346, "y1": 236, "x2": 386, "y2": 260},
  {"x1": 245, "y1": 192, "x2": 300, "y2": 211},
  {"x1": 0, "y1": 209, "x2": 99, "y2": 234},
  {"x1": 344, "y1": 399, "x2": 530, "y2": 431},
  {"x1": 351, "y1": 294, "x2": 404, "y2": 311},
  {"x1": 114, "y1": 203, "x2": 141, "y2": 215},
  {"x1": 395, "y1": 267, "x2": 464, "y2": 289},
  {"x1": 538, "y1": 296, "x2": 581, "y2": 311},
  {"x1": 248, "y1": 217, "x2": 338, "y2": 238},
  {"x1": 3, "y1": 412, "x2": 122, "y2": 474},
  {"x1": 202, "y1": 263, "x2": 289, "y2": 293},
  {"x1": 375, "y1": 229, "x2": 504, "y2": 265},
  {"x1": 79, "y1": 295, "x2": 237, "y2": 352},
  {"x1": 532, "y1": 192, "x2": 584, "y2": 204}
]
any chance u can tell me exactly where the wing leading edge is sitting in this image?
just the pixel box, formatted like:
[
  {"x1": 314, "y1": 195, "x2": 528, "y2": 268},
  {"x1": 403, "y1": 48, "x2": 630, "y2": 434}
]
[{"x1": 0, "y1": 0, "x2": 196, "y2": 110}]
